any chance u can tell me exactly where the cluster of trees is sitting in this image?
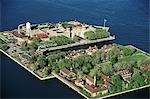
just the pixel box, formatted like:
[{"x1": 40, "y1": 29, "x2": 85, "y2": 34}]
[
  {"x1": 109, "y1": 70, "x2": 147, "y2": 93},
  {"x1": 0, "y1": 39, "x2": 9, "y2": 50},
  {"x1": 21, "y1": 36, "x2": 75, "y2": 52},
  {"x1": 109, "y1": 75, "x2": 124, "y2": 93},
  {"x1": 120, "y1": 46, "x2": 136, "y2": 56},
  {"x1": 37, "y1": 55, "x2": 47, "y2": 68},
  {"x1": 84, "y1": 28, "x2": 110, "y2": 40},
  {"x1": 128, "y1": 72, "x2": 146, "y2": 89},
  {"x1": 114, "y1": 61, "x2": 131, "y2": 72},
  {"x1": 47, "y1": 52, "x2": 67, "y2": 71},
  {"x1": 24, "y1": 43, "x2": 149, "y2": 81},
  {"x1": 100, "y1": 62, "x2": 113, "y2": 76},
  {"x1": 49, "y1": 35, "x2": 75, "y2": 46},
  {"x1": 35, "y1": 52, "x2": 67, "y2": 73},
  {"x1": 21, "y1": 37, "x2": 41, "y2": 53},
  {"x1": 56, "y1": 54, "x2": 94, "y2": 74}
]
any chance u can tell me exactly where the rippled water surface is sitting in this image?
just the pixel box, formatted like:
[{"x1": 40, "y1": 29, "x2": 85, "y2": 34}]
[{"x1": 1, "y1": 0, "x2": 149, "y2": 98}]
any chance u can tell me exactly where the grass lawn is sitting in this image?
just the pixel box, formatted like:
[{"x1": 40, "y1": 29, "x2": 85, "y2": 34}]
[
  {"x1": 100, "y1": 61, "x2": 112, "y2": 66},
  {"x1": 119, "y1": 53, "x2": 149, "y2": 62}
]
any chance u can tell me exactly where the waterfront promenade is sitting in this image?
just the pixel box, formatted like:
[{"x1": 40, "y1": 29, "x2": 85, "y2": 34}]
[
  {"x1": 52, "y1": 72, "x2": 150, "y2": 99},
  {"x1": 52, "y1": 72, "x2": 89, "y2": 99}
]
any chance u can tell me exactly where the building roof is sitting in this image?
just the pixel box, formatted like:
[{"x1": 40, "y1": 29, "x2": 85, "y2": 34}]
[
  {"x1": 142, "y1": 65, "x2": 150, "y2": 70},
  {"x1": 86, "y1": 76, "x2": 94, "y2": 83},
  {"x1": 75, "y1": 79, "x2": 82, "y2": 83},
  {"x1": 101, "y1": 44, "x2": 112, "y2": 51},
  {"x1": 60, "y1": 68, "x2": 71, "y2": 75},
  {"x1": 68, "y1": 50, "x2": 81, "y2": 58},
  {"x1": 87, "y1": 45, "x2": 97, "y2": 52},
  {"x1": 117, "y1": 70, "x2": 132, "y2": 77},
  {"x1": 133, "y1": 67, "x2": 141, "y2": 72},
  {"x1": 101, "y1": 74, "x2": 112, "y2": 82},
  {"x1": 33, "y1": 34, "x2": 48, "y2": 39},
  {"x1": 12, "y1": 32, "x2": 24, "y2": 38},
  {"x1": 84, "y1": 85, "x2": 107, "y2": 93}
]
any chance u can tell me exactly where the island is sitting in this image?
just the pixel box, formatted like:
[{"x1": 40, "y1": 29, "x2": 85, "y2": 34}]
[{"x1": 0, "y1": 21, "x2": 149, "y2": 99}]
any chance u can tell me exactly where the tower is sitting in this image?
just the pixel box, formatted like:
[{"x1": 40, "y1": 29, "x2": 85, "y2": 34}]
[{"x1": 26, "y1": 22, "x2": 32, "y2": 37}]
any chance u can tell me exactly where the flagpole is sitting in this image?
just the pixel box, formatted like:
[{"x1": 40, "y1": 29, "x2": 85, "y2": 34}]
[{"x1": 103, "y1": 19, "x2": 107, "y2": 30}]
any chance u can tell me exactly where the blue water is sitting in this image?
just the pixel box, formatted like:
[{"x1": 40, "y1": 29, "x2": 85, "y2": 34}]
[{"x1": 1, "y1": 0, "x2": 149, "y2": 98}]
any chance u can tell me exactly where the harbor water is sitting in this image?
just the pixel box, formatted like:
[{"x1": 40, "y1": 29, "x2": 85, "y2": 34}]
[{"x1": 1, "y1": 0, "x2": 149, "y2": 98}]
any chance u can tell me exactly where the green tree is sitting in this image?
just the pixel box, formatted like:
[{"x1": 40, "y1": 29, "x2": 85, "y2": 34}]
[
  {"x1": 110, "y1": 75, "x2": 122, "y2": 93},
  {"x1": 108, "y1": 46, "x2": 122, "y2": 60},
  {"x1": 89, "y1": 66, "x2": 99, "y2": 77},
  {"x1": 96, "y1": 78, "x2": 104, "y2": 87},
  {"x1": 21, "y1": 41, "x2": 29, "y2": 51},
  {"x1": 92, "y1": 50, "x2": 102, "y2": 64},
  {"x1": 28, "y1": 55, "x2": 37, "y2": 63},
  {"x1": 114, "y1": 61, "x2": 131, "y2": 72},
  {"x1": 32, "y1": 37, "x2": 41, "y2": 45},
  {"x1": 28, "y1": 42, "x2": 38, "y2": 51},
  {"x1": 37, "y1": 56, "x2": 47, "y2": 68},
  {"x1": 110, "y1": 57, "x2": 118, "y2": 65},
  {"x1": 132, "y1": 72, "x2": 146, "y2": 87},
  {"x1": 76, "y1": 70, "x2": 84, "y2": 80},
  {"x1": 122, "y1": 47, "x2": 136, "y2": 56},
  {"x1": 101, "y1": 63, "x2": 113, "y2": 76},
  {"x1": 82, "y1": 66, "x2": 89, "y2": 74},
  {"x1": 101, "y1": 52, "x2": 106, "y2": 62}
]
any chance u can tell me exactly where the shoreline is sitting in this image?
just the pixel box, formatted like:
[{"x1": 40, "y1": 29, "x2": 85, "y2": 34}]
[
  {"x1": 99, "y1": 85, "x2": 150, "y2": 99},
  {"x1": 0, "y1": 45, "x2": 150, "y2": 99},
  {"x1": 0, "y1": 49, "x2": 55, "y2": 80},
  {"x1": 52, "y1": 72, "x2": 89, "y2": 99},
  {"x1": 127, "y1": 45, "x2": 150, "y2": 55},
  {"x1": 52, "y1": 72, "x2": 150, "y2": 99}
]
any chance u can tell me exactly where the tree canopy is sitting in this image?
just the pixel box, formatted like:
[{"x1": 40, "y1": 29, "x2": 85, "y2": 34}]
[{"x1": 37, "y1": 56, "x2": 47, "y2": 68}]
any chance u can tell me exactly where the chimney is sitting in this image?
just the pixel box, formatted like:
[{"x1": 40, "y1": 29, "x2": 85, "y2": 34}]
[{"x1": 94, "y1": 76, "x2": 96, "y2": 86}]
